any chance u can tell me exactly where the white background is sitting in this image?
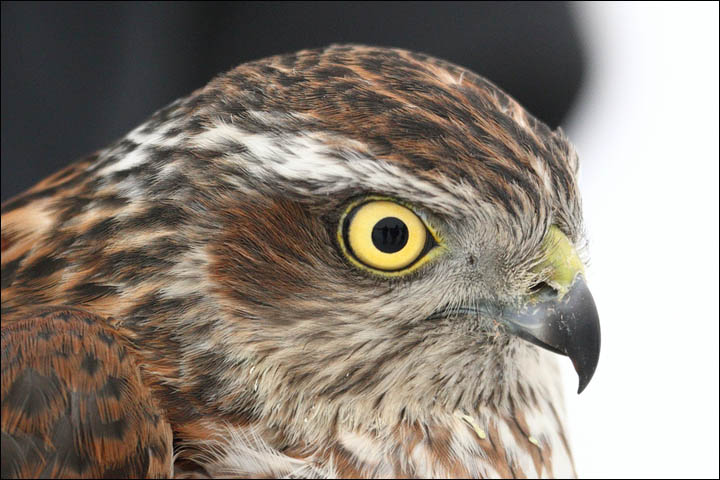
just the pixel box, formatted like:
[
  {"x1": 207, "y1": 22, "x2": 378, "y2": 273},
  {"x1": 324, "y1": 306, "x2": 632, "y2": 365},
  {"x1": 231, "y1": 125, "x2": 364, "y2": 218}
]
[{"x1": 559, "y1": 2, "x2": 719, "y2": 478}]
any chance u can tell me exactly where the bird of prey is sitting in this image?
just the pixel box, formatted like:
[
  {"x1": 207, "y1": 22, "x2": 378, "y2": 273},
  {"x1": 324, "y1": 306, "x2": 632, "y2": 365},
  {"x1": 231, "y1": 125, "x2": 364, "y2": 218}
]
[{"x1": 1, "y1": 45, "x2": 600, "y2": 478}]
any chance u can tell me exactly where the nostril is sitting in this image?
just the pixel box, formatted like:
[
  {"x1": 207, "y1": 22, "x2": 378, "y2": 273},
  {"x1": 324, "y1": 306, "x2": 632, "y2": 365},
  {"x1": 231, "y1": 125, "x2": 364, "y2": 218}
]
[{"x1": 529, "y1": 281, "x2": 555, "y2": 295}]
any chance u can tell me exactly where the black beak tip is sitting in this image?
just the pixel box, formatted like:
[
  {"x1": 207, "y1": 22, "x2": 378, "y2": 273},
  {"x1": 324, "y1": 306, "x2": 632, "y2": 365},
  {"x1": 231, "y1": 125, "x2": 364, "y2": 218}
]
[
  {"x1": 576, "y1": 365, "x2": 595, "y2": 394},
  {"x1": 573, "y1": 333, "x2": 600, "y2": 394},
  {"x1": 567, "y1": 278, "x2": 601, "y2": 394}
]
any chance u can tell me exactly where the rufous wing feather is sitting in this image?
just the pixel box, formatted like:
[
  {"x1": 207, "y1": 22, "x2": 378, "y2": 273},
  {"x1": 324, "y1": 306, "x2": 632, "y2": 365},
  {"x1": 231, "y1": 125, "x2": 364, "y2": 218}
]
[{"x1": 1, "y1": 307, "x2": 173, "y2": 479}]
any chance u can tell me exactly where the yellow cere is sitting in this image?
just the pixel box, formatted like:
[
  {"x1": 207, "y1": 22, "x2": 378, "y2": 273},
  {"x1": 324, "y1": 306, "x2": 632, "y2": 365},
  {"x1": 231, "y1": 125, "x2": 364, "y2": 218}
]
[
  {"x1": 534, "y1": 225, "x2": 586, "y2": 297},
  {"x1": 348, "y1": 201, "x2": 426, "y2": 271}
]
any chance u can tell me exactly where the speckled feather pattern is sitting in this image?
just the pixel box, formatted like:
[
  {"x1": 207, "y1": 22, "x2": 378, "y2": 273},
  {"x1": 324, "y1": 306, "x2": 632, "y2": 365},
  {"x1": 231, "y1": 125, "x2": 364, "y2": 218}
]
[
  {"x1": 1, "y1": 307, "x2": 173, "y2": 478},
  {"x1": 2, "y1": 45, "x2": 583, "y2": 478}
]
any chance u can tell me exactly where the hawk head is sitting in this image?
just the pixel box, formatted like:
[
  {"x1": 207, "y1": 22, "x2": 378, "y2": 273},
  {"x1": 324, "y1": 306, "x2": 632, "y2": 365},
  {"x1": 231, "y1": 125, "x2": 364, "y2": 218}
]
[{"x1": 2, "y1": 45, "x2": 599, "y2": 477}]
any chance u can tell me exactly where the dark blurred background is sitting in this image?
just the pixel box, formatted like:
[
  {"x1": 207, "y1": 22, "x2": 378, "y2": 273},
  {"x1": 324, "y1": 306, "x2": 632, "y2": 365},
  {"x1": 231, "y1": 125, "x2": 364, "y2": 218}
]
[{"x1": 1, "y1": 1, "x2": 585, "y2": 201}]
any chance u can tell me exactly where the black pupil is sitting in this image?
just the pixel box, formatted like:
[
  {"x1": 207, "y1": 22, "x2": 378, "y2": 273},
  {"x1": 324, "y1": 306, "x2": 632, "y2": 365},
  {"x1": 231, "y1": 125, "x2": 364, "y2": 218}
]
[{"x1": 372, "y1": 217, "x2": 409, "y2": 253}]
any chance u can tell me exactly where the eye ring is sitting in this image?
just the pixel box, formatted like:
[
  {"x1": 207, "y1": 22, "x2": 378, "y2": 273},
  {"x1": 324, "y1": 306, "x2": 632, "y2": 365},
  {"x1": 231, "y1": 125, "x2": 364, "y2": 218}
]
[{"x1": 337, "y1": 198, "x2": 442, "y2": 276}]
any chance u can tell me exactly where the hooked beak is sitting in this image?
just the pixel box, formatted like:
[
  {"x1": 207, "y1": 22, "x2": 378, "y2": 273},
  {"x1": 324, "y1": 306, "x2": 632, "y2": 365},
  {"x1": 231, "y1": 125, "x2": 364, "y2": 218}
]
[
  {"x1": 500, "y1": 226, "x2": 600, "y2": 393},
  {"x1": 500, "y1": 274, "x2": 601, "y2": 393}
]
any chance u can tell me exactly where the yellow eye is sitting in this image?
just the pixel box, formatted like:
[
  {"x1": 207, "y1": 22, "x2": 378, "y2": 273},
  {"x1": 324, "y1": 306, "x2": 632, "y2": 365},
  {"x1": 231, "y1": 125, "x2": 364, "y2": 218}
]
[{"x1": 339, "y1": 200, "x2": 439, "y2": 274}]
